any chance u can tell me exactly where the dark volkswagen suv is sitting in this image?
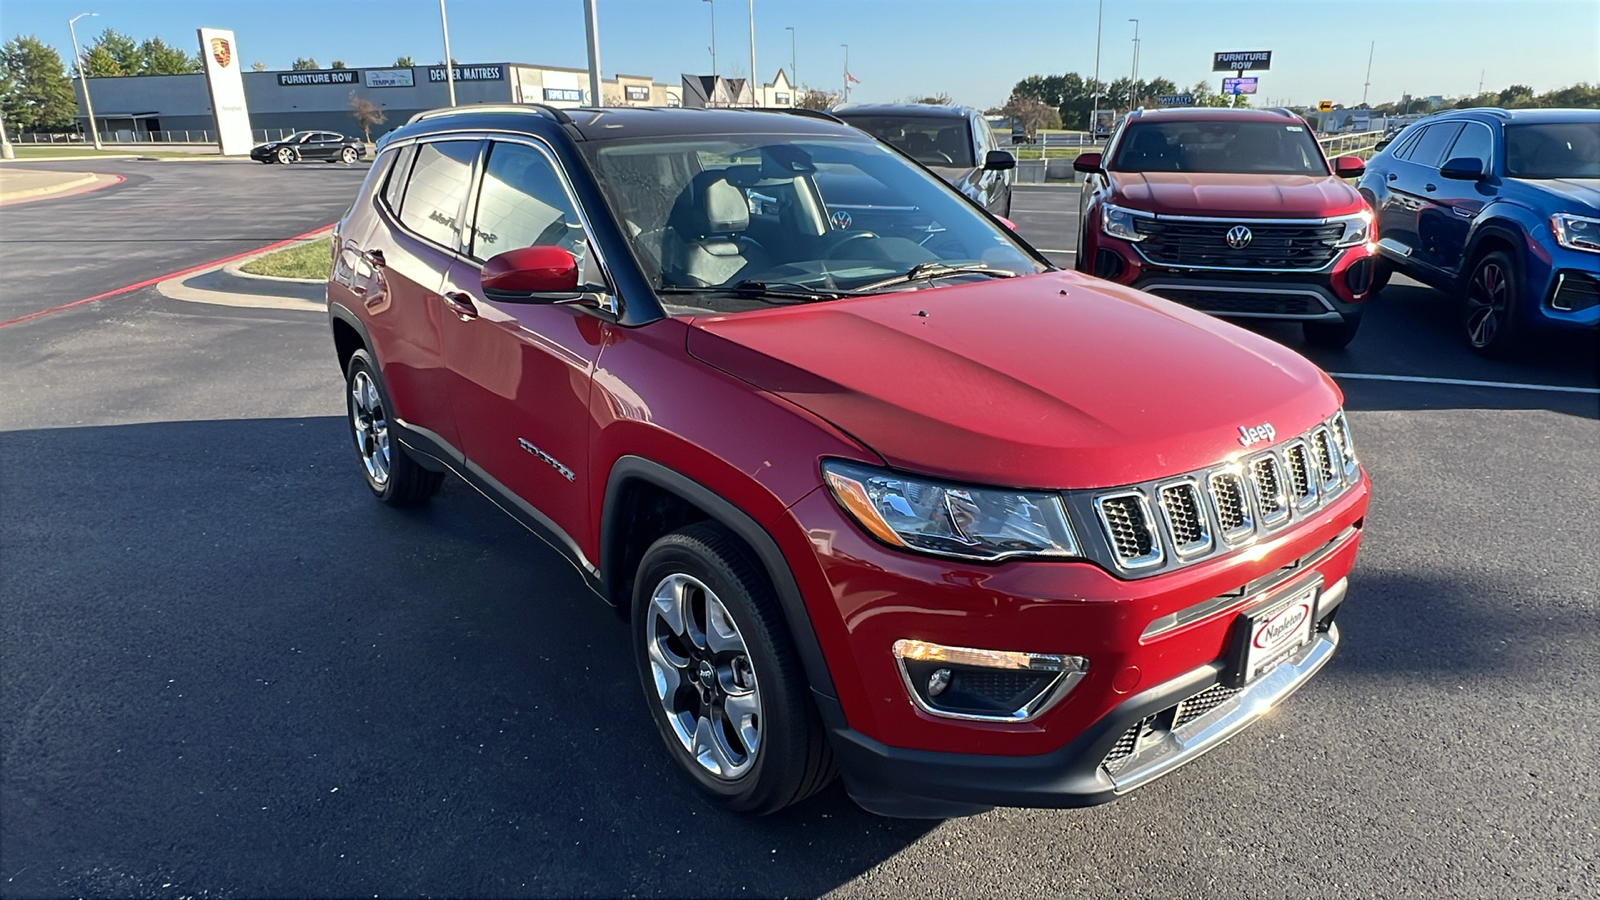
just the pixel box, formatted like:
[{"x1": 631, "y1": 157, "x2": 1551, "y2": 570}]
[{"x1": 1358, "y1": 107, "x2": 1600, "y2": 354}]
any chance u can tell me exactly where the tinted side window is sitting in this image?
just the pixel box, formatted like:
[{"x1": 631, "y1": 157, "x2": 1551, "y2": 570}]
[
  {"x1": 1405, "y1": 123, "x2": 1465, "y2": 168},
  {"x1": 1447, "y1": 122, "x2": 1494, "y2": 167},
  {"x1": 382, "y1": 144, "x2": 417, "y2": 213},
  {"x1": 398, "y1": 140, "x2": 480, "y2": 249},
  {"x1": 470, "y1": 141, "x2": 590, "y2": 277}
]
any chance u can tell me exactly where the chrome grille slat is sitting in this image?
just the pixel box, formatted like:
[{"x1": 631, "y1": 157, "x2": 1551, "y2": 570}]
[
  {"x1": 1094, "y1": 492, "x2": 1164, "y2": 569},
  {"x1": 1249, "y1": 453, "x2": 1290, "y2": 528},
  {"x1": 1284, "y1": 441, "x2": 1316, "y2": 509},
  {"x1": 1208, "y1": 470, "x2": 1254, "y2": 542},
  {"x1": 1157, "y1": 481, "x2": 1212, "y2": 557}
]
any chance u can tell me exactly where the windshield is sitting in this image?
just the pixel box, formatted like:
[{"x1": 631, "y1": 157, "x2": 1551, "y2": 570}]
[
  {"x1": 1111, "y1": 121, "x2": 1329, "y2": 175},
  {"x1": 833, "y1": 115, "x2": 976, "y2": 168},
  {"x1": 580, "y1": 134, "x2": 1043, "y2": 313},
  {"x1": 1505, "y1": 123, "x2": 1600, "y2": 179}
]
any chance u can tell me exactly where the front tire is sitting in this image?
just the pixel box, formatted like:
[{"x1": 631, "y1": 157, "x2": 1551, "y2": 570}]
[
  {"x1": 1303, "y1": 315, "x2": 1363, "y2": 350},
  {"x1": 1463, "y1": 249, "x2": 1523, "y2": 356},
  {"x1": 633, "y1": 523, "x2": 833, "y2": 815},
  {"x1": 344, "y1": 349, "x2": 443, "y2": 506},
  {"x1": 276, "y1": 145, "x2": 296, "y2": 165}
]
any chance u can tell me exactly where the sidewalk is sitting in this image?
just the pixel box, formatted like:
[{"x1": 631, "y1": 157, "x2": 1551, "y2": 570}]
[{"x1": 0, "y1": 168, "x2": 109, "y2": 204}]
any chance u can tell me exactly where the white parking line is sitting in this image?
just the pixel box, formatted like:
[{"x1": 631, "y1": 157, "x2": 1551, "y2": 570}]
[{"x1": 1328, "y1": 372, "x2": 1600, "y2": 395}]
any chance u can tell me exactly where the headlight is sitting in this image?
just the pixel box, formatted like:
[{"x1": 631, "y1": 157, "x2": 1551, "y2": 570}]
[
  {"x1": 821, "y1": 460, "x2": 1079, "y2": 561},
  {"x1": 1100, "y1": 204, "x2": 1153, "y2": 243},
  {"x1": 1331, "y1": 209, "x2": 1375, "y2": 248},
  {"x1": 1551, "y1": 213, "x2": 1600, "y2": 254}
]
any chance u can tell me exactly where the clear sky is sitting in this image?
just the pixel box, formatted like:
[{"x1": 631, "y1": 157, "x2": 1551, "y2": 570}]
[{"x1": 4, "y1": 0, "x2": 1596, "y2": 109}]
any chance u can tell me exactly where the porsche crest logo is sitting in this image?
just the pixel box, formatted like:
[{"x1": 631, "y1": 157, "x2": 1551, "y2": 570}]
[{"x1": 210, "y1": 37, "x2": 231, "y2": 68}]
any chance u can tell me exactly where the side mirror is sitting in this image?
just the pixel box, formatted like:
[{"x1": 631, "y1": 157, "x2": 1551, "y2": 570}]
[
  {"x1": 1373, "y1": 138, "x2": 1392, "y2": 153},
  {"x1": 1333, "y1": 155, "x2": 1366, "y2": 179},
  {"x1": 995, "y1": 215, "x2": 1018, "y2": 231},
  {"x1": 481, "y1": 245, "x2": 580, "y2": 301},
  {"x1": 984, "y1": 149, "x2": 1016, "y2": 171},
  {"x1": 1073, "y1": 151, "x2": 1103, "y2": 174},
  {"x1": 1439, "y1": 157, "x2": 1485, "y2": 181}
]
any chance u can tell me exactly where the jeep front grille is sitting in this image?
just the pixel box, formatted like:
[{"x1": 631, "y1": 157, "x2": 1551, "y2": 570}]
[{"x1": 1074, "y1": 413, "x2": 1362, "y2": 578}]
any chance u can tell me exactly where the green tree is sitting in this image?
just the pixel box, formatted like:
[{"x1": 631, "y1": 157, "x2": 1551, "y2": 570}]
[
  {"x1": 87, "y1": 29, "x2": 142, "y2": 75},
  {"x1": 138, "y1": 37, "x2": 199, "y2": 75},
  {"x1": 291, "y1": 57, "x2": 319, "y2": 70},
  {"x1": 0, "y1": 35, "x2": 76, "y2": 131},
  {"x1": 79, "y1": 44, "x2": 123, "y2": 77},
  {"x1": 331, "y1": 60, "x2": 348, "y2": 69},
  {"x1": 796, "y1": 85, "x2": 836, "y2": 110},
  {"x1": 999, "y1": 92, "x2": 1061, "y2": 137},
  {"x1": 394, "y1": 55, "x2": 415, "y2": 67},
  {"x1": 251, "y1": 61, "x2": 266, "y2": 72}
]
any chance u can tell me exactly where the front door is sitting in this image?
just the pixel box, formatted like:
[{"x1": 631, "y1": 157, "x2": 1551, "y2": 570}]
[
  {"x1": 438, "y1": 138, "x2": 608, "y2": 549},
  {"x1": 1428, "y1": 121, "x2": 1495, "y2": 277}
]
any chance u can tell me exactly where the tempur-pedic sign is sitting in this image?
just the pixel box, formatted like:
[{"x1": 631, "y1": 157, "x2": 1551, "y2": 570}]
[
  {"x1": 278, "y1": 69, "x2": 359, "y2": 86},
  {"x1": 428, "y1": 65, "x2": 505, "y2": 82},
  {"x1": 196, "y1": 27, "x2": 253, "y2": 156}
]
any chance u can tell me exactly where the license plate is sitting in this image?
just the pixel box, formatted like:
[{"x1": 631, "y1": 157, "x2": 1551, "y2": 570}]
[{"x1": 1228, "y1": 582, "x2": 1318, "y2": 686}]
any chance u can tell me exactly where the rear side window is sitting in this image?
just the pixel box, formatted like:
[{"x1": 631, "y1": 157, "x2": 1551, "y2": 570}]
[
  {"x1": 382, "y1": 144, "x2": 417, "y2": 213},
  {"x1": 1403, "y1": 123, "x2": 1464, "y2": 168},
  {"x1": 398, "y1": 140, "x2": 480, "y2": 249}
]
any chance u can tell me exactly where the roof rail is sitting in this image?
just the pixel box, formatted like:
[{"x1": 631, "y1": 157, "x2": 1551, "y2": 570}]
[
  {"x1": 1474, "y1": 107, "x2": 1512, "y2": 119},
  {"x1": 1268, "y1": 106, "x2": 1300, "y2": 119},
  {"x1": 405, "y1": 103, "x2": 573, "y2": 126},
  {"x1": 751, "y1": 106, "x2": 845, "y2": 124}
]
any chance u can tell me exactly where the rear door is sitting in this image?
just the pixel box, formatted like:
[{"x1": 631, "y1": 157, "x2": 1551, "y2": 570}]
[
  {"x1": 360, "y1": 137, "x2": 482, "y2": 452},
  {"x1": 438, "y1": 137, "x2": 609, "y2": 545}
]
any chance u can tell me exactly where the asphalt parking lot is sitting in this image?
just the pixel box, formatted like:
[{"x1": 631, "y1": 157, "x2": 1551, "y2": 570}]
[{"x1": 2, "y1": 163, "x2": 1597, "y2": 898}]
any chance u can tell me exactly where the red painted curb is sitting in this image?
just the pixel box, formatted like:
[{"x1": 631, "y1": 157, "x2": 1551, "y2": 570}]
[{"x1": 0, "y1": 224, "x2": 333, "y2": 329}]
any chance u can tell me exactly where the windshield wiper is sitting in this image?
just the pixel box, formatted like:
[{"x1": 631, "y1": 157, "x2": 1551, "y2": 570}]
[
  {"x1": 658, "y1": 281, "x2": 851, "y2": 302},
  {"x1": 856, "y1": 263, "x2": 1017, "y2": 292}
]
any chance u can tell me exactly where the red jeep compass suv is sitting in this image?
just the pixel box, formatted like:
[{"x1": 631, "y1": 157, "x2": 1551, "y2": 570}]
[
  {"x1": 327, "y1": 104, "x2": 1369, "y2": 817},
  {"x1": 1075, "y1": 107, "x2": 1379, "y2": 349}
]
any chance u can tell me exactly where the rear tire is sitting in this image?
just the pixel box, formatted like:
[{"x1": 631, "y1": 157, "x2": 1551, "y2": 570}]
[
  {"x1": 633, "y1": 522, "x2": 834, "y2": 815},
  {"x1": 1303, "y1": 315, "x2": 1363, "y2": 350},
  {"x1": 340, "y1": 146, "x2": 358, "y2": 164},
  {"x1": 1463, "y1": 249, "x2": 1523, "y2": 356},
  {"x1": 344, "y1": 349, "x2": 443, "y2": 506}
]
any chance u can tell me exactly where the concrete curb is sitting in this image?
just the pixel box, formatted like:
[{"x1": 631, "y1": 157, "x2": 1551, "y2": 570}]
[
  {"x1": 157, "y1": 239, "x2": 327, "y2": 311},
  {"x1": 223, "y1": 236, "x2": 327, "y2": 284},
  {"x1": 0, "y1": 172, "x2": 98, "y2": 201},
  {"x1": 0, "y1": 155, "x2": 141, "y2": 164}
]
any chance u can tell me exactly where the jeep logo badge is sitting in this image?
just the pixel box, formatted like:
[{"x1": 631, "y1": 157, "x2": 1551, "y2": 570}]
[
  {"x1": 1238, "y1": 422, "x2": 1276, "y2": 447},
  {"x1": 1226, "y1": 225, "x2": 1253, "y2": 249}
]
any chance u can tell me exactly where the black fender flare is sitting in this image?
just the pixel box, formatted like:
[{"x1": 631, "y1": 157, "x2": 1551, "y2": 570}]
[
  {"x1": 600, "y1": 456, "x2": 844, "y2": 725},
  {"x1": 328, "y1": 302, "x2": 376, "y2": 372},
  {"x1": 1460, "y1": 220, "x2": 1528, "y2": 288}
]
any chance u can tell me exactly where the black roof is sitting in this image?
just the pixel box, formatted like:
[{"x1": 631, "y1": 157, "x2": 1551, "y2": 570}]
[
  {"x1": 387, "y1": 104, "x2": 860, "y2": 146},
  {"x1": 831, "y1": 103, "x2": 974, "y2": 119}
]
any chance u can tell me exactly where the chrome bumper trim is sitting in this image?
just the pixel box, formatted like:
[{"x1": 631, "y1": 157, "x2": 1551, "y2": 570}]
[{"x1": 1108, "y1": 623, "x2": 1340, "y2": 794}]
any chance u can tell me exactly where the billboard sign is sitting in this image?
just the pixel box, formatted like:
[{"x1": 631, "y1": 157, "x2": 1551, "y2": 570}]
[
  {"x1": 428, "y1": 65, "x2": 504, "y2": 83},
  {"x1": 543, "y1": 87, "x2": 583, "y2": 102},
  {"x1": 1223, "y1": 77, "x2": 1259, "y2": 95},
  {"x1": 625, "y1": 85, "x2": 651, "y2": 101},
  {"x1": 1213, "y1": 50, "x2": 1272, "y2": 72},
  {"x1": 1156, "y1": 93, "x2": 1195, "y2": 107},
  {"x1": 364, "y1": 68, "x2": 415, "y2": 88},
  {"x1": 277, "y1": 69, "x2": 359, "y2": 87},
  {"x1": 196, "y1": 28, "x2": 252, "y2": 155}
]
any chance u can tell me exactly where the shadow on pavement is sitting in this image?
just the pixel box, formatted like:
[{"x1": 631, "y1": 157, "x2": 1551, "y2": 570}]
[{"x1": 0, "y1": 418, "x2": 933, "y2": 899}]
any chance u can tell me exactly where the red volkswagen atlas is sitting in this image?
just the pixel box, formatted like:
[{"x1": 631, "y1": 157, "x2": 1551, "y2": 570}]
[{"x1": 327, "y1": 105, "x2": 1368, "y2": 817}]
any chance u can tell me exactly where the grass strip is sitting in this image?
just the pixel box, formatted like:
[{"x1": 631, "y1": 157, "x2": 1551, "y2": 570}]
[{"x1": 239, "y1": 239, "x2": 332, "y2": 280}]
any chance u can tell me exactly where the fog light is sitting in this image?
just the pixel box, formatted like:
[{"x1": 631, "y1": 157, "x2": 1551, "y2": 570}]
[{"x1": 892, "y1": 639, "x2": 1088, "y2": 722}]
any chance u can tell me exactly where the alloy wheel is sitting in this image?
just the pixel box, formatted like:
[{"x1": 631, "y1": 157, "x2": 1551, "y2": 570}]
[
  {"x1": 277, "y1": 146, "x2": 294, "y2": 164},
  {"x1": 349, "y1": 370, "x2": 391, "y2": 486},
  {"x1": 645, "y1": 572, "x2": 762, "y2": 780},
  {"x1": 341, "y1": 147, "x2": 357, "y2": 164},
  {"x1": 1465, "y1": 259, "x2": 1509, "y2": 349}
]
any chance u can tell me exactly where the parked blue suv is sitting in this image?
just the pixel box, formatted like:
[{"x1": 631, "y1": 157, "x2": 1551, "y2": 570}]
[{"x1": 1358, "y1": 108, "x2": 1599, "y2": 354}]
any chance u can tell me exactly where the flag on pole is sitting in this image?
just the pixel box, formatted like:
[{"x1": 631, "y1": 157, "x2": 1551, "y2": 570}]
[{"x1": 845, "y1": 71, "x2": 860, "y2": 84}]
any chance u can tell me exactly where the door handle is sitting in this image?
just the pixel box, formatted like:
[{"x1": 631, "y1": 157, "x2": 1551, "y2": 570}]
[
  {"x1": 1425, "y1": 184, "x2": 1437, "y2": 192},
  {"x1": 1386, "y1": 173, "x2": 1398, "y2": 181},
  {"x1": 442, "y1": 291, "x2": 479, "y2": 321},
  {"x1": 363, "y1": 249, "x2": 386, "y2": 268}
]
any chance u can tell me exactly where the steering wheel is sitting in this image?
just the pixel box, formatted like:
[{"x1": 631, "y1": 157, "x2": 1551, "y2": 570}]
[{"x1": 824, "y1": 231, "x2": 880, "y2": 259}]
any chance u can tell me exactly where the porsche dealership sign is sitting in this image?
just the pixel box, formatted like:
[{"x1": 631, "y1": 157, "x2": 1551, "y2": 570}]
[{"x1": 196, "y1": 27, "x2": 253, "y2": 156}]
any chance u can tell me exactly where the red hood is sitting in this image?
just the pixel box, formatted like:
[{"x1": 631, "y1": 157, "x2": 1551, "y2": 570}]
[
  {"x1": 685, "y1": 271, "x2": 1343, "y2": 490},
  {"x1": 1112, "y1": 172, "x2": 1365, "y2": 218}
]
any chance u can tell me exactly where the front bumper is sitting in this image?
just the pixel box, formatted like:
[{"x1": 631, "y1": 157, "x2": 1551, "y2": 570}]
[{"x1": 834, "y1": 619, "x2": 1340, "y2": 817}]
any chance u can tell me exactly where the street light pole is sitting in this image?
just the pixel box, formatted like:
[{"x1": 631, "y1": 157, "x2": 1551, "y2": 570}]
[
  {"x1": 703, "y1": 0, "x2": 717, "y2": 104},
  {"x1": 1090, "y1": 0, "x2": 1103, "y2": 136},
  {"x1": 1361, "y1": 40, "x2": 1374, "y2": 106},
  {"x1": 786, "y1": 26, "x2": 796, "y2": 101},
  {"x1": 68, "y1": 12, "x2": 101, "y2": 150},
  {"x1": 1128, "y1": 18, "x2": 1140, "y2": 109},
  {"x1": 748, "y1": 0, "x2": 756, "y2": 107},
  {"x1": 841, "y1": 43, "x2": 848, "y2": 103},
  {"x1": 582, "y1": 0, "x2": 602, "y2": 107},
  {"x1": 438, "y1": 0, "x2": 456, "y2": 106}
]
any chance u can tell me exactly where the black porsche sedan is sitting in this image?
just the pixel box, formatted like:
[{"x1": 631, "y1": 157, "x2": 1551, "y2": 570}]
[{"x1": 250, "y1": 131, "x2": 367, "y2": 164}]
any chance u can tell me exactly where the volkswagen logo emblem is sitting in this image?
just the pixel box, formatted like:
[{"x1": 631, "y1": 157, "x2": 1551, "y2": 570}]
[
  {"x1": 830, "y1": 210, "x2": 853, "y2": 230},
  {"x1": 1226, "y1": 225, "x2": 1253, "y2": 249}
]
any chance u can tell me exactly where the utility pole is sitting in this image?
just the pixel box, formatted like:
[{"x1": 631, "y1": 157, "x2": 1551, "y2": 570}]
[
  {"x1": 583, "y1": 0, "x2": 602, "y2": 106},
  {"x1": 1128, "y1": 18, "x2": 1140, "y2": 108},
  {"x1": 68, "y1": 12, "x2": 102, "y2": 150},
  {"x1": 786, "y1": 26, "x2": 796, "y2": 103},
  {"x1": 703, "y1": 0, "x2": 717, "y2": 103},
  {"x1": 438, "y1": 0, "x2": 456, "y2": 106},
  {"x1": 1090, "y1": 0, "x2": 1103, "y2": 136},
  {"x1": 748, "y1": 0, "x2": 756, "y2": 107},
  {"x1": 1478, "y1": 69, "x2": 1484, "y2": 94},
  {"x1": 1361, "y1": 40, "x2": 1374, "y2": 106}
]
